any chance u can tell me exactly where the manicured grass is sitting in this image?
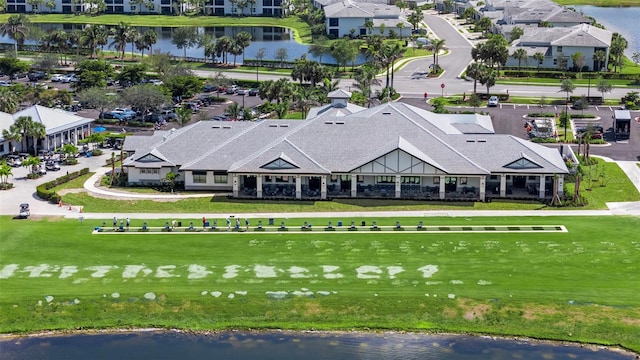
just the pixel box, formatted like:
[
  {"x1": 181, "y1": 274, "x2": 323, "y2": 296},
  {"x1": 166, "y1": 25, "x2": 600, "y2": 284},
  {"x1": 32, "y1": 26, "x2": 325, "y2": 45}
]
[
  {"x1": 50, "y1": 172, "x2": 94, "y2": 192},
  {"x1": 0, "y1": 14, "x2": 313, "y2": 44},
  {"x1": 1, "y1": 215, "x2": 638, "y2": 353}
]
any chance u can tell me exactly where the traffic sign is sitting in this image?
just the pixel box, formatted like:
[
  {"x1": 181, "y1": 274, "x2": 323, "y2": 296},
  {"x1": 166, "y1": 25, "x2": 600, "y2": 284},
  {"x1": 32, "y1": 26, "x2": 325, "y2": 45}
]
[{"x1": 440, "y1": 83, "x2": 445, "y2": 89}]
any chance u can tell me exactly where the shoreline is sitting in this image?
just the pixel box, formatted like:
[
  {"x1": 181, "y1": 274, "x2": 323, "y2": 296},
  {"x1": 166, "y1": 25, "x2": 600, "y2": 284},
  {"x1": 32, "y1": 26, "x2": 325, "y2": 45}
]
[{"x1": 1, "y1": 328, "x2": 638, "y2": 358}]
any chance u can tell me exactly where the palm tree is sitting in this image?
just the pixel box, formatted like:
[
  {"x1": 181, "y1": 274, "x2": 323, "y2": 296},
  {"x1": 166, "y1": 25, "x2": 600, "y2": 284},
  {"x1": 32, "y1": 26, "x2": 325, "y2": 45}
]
[
  {"x1": 511, "y1": 48, "x2": 528, "y2": 70},
  {"x1": 226, "y1": 102, "x2": 242, "y2": 120},
  {"x1": 387, "y1": 42, "x2": 405, "y2": 89},
  {"x1": 465, "y1": 62, "x2": 483, "y2": 94},
  {"x1": 0, "y1": 88, "x2": 20, "y2": 113},
  {"x1": 81, "y1": 24, "x2": 109, "y2": 59},
  {"x1": 593, "y1": 49, "x2": 606, "y2": 72},
  {"x1": 110, "y1": 22, "x2": 132, "y2": 60},
  {"x1": 293, "y1": 86, "x2": 319, "y2": 119},
  {"x1": 428, "y1": 38, "x2": 446, "y2": 73},
  {"x1": 143, "y1": 29, "x2": 158, "y2": 55},
  {"x1": 50, "y1": 29, "x2": 68, "y2": 65},
  {"x1": 23, "y1": 155, "x2": 41, "y2": 177},
  {"x1": 0, "y1": 161, "x2": 13, "y2": 187},
  {"x1": 234, "y1": 31, "x2": 252, "y2": 63},
  {"x1": 533, "y1": 52, "x2": 545, "y2": 70},
  {"x1": 126, "y1": 27, "x2": 140, "y2": 60},
  {"x1": 1, "y1": 14, "x2": 30, "y2": 56},
  {"x1": 353, "y1": 64, "x2": 382, "y2": 107},
  {"x1": 559, "y1": 77, "x2": 575, "y2": 140},
  {"x1": 1, "y1": 125, "x2": 22, "y2": 153},
  {"x1": 27, "y1": 121, "x2": 47, "y2": 155}
]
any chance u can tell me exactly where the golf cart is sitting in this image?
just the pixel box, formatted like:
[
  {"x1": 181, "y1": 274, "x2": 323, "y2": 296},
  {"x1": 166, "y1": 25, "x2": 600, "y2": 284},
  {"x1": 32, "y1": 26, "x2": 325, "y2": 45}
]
[{"x1": 19, "y1": 203, "x2": 30, "y2": 219}]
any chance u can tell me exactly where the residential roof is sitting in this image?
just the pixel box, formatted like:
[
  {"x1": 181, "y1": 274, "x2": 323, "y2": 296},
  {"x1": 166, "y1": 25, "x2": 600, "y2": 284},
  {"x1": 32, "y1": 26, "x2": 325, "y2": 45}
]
[
  {"x1": 124, "y1": 100, "x2": 568, "y2": 177},
  {"x1": 323, "y1": 1, "x2": 400, "y2": 18},
  {"x1": 0, "y1": 111, "x2": 14, "y2": 142},
  {"x1": 515, "y1": 24, "x2": 611, "y2": 48}
]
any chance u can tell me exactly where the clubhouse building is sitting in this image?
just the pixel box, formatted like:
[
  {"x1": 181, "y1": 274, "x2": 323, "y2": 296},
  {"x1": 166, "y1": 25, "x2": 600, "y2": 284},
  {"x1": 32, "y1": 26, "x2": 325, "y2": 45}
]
[{"x1": 123, "y1": 91, "x2": 570, "y2": 201}]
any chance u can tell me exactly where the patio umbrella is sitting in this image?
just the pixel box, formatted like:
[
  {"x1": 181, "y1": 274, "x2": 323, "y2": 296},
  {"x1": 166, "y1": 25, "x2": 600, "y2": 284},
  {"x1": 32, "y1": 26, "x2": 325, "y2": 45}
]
[{"x1": 93, "y1": 126, "x2": 106, "y2": 133}]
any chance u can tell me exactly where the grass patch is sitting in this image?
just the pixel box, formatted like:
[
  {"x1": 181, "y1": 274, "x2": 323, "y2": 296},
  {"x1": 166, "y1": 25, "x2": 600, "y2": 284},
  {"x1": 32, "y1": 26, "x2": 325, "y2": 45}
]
[
  {"x1": 50, "y1": 172, "x2": 94, "y2": 192},
  {"x1": 0, "y1": 215, "x2": 638, "y2": 353}
]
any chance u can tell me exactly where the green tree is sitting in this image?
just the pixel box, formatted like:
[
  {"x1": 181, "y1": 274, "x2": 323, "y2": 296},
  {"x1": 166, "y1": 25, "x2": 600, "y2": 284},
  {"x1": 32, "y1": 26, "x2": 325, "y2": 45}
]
[
  {"x1": 274, "y1": 47, "x2": 289, "y2": 68},
  {"x1": 609, "y1": 33, "x2": 628, "y2": 73},
  {"x1": 632, "y1": 51, "x2": 640, "y2": 66},
  {"x1": 0, "y1": 87, "x2": 19, "y2": 113},
  {"x1": 80, "y1": 24, "x2": 109, "y2": 59},
  {"x1": 593, "y1": 49, "x2": 607, "y2": 72},
  {"x1": 510, "y1": 27, "x2": 524, "y2": 42},
  {"x1": 559, "y1": 78, "x2": 575, "y2": 140},
  {"x1": 0, "y1": 14, "x2": 30, "y2": 55},
  {"x1": 364, "y1": 19, "x2": 374, "y2": 36},
  {"x1": 50, "y1": 29, "x2": 68, "y2": 65},
  {"x1": 330, "y1": 39, "x2": 359, "y2": 72},
  {"x1": 478, "y1": 66, "x2": 496, "y2": 95},
  {"x1": 77, "y1": 87, "x2": 118, "y2": 116},
  {"x1": 533, "y1": 51, "x2": 545, "y2": 69},
  {"x1": 571, "y1": 52, "x2": 585, "y2": 72},
  {"x1": 407, "y1": 10, "x2": 424, "y2": 31},
  {"x1": 0, "y1": 57, "x2": 29, "y2": 83},
  {"x1": 596, "y1": 78, "x2": 612, "y2": 101},
  {"x1": 76, "y1": 59, "x2": 113, "y2": 90},
  {"x1": 462, "y1": 7, "x2": 477, "y2": 24},
  {"x1": 110, "y1": 22, "x2": 132, "y2": 60},
  {"x1": 0, "y1": 161, "x2": 13, "y2": 187},
  {"x1": 121, "y1": 84, "x2": 172, "y2": 121},
  {"x1": 465, "y1": 62, "x2": 483, "y2": 94},
  {"x1": 511, "y1": 48, "x2": 528, "y2": 70},
  {"x1": 23, "y1": 155, "x2": 41, "y2": 177},
  {"x1": 428, "y1": 38, "x2": 446, "y2": 73},
  {"x1": 143, "y1": 29, "x2": 158, "y2": 55},
  {"x1": 254, "y1": 47, "x2": 267, "y2": 82},
  {"x1": 117, "y1": 63, "x2": 147, "y2": 87},
  {"x1": 60, "y1": 143, "x2": 78, "y2": 162},
  {"x1": 226, "y1": 102, "x2": 242, "y2": 120},
  {"x1": 174, "y1": 105, "x2": 193, "y2": 127},
  {"x1": 163, "y1": 75, "x2": 203, "y2": 98},
  {"x1": 475, "y1": 16, "x2": 492, "y2": 36},
  {"x1": 162, "y1": 172, "x2": 180, "y2": 192},
  {"x1": 171, "y1": 27, "x2": 198, "y2": 60},
  {"x1": 468, "y1": 93, "x2": 481, "y2": 112},
  {"x1": 234, "y1": 31, "x2": 252, "y2": 63}
]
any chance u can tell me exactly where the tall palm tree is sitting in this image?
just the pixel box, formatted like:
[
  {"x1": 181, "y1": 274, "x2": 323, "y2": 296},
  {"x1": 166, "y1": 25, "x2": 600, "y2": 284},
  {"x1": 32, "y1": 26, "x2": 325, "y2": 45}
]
[
  {"x1": 511, "y1": 48, "x2": 528, "y2": 70},
  {"x1": 593, "y1": 49, "x2": 606, "y2": 72},
  {"x1": 387, "y1": 42, "x2": 405, "y2": 89},
  {"x1": 465, "y1": 62, "x2": 482, "y2": 94},
  {"x1": 293, "y1": 86, "x2": 319, "y2": 119},
  {"x1": 0, "y1": 88, "x2": 20, "y2": 113},
  {"x1": 1, "y1": 14, "x2": 30, "y2": 56},
  {"x1": 127, "y1": 27, "x2": 140, "y2": 60},
  {"x1": 0, "y1": 161, "x2": 13, "y2": 187},
  {"x1": 234, "y1": 31, "x2": 252, "y2": 63},
  {"x1": 1, "y1": 125, "x2": 22, "y2": 154},
  {"x1": 428, "y1": 38, "x2": 446, "y2": 73},
  {"x1": 68, "y1": 29, "x2": 83, "y2": 56},
  {"x1": 81, "y1": 24, "x2": 109, "y2": 59},
  {"x1": 143, "y1": 29, "x2": 158, "y2": 56},
  {"x1": 50, "y1": 29, "x2": 68, "y2": 65},
  {"x1": 353, "y1": 64, "x2": 382, "y2": 107},
  {"x1": 110, "y1": 22, "x2": 132, "y2": 60},
  {"x1": 533, "y1": 51, "x2": 545, "y2": 70},
  {"x1": 27, "y1": 122, "x2": 46, "y2": 155}
]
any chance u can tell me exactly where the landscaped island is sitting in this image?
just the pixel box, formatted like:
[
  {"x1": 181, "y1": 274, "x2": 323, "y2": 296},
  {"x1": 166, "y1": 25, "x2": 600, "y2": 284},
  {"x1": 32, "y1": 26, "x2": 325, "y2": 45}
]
[{"x1": 1, "y1": 215, "x2": 638, "y2": 354}]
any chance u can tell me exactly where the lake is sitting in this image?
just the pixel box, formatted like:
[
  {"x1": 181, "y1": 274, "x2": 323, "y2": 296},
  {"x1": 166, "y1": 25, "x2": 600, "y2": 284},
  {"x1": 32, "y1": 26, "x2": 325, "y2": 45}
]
[
  {"x1": 0, "y1": 331, "x2": 637, "y2": 360},
  {"x1": 0, "y1": 24, "x2": 368, "y2": 65},
  {"x1": 573, "y1": 5, "x2": 640, "y2": 58}
]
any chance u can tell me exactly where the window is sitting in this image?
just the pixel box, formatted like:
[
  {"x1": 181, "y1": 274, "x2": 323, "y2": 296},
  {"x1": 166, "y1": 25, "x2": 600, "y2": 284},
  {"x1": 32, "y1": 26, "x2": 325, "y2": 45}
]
[
  {"x1": 357, "y1": 175, "x2": 364, "y2": 183},
  {"x1": 401, "y1": 176, "x2": 420, "y2": 184},
  {"x1": 330, "y1": 175, "x2": 338, "y2": 182},
  {"x1": 445, "y1": 177, "x2": 457, "y2": 184},
  {"x1": 433, "y1": 176, "x2": 440, "y2": 184},
  {"x1": 376, "y1": 176, "x2": 395, "y2": 184},
  {"x1": 214, "y1": 7, "x2": 224, "y2": 14},
  {"x1": 263, "y1": 8, "x2": 272, "y2": 15},
  {"x1": 140, "y1": 168, "x2": 160, "y2": 175},
  {"x1": 215, "y1": 0, "x2": 224, "y2": 5},
  {"x1": 329, "y1": 18, "x2": 339, "y2": 27},
  {"x1": 275, "y1": 176, "x2": 288, "y2": 182},
  {"x1": 193, "y1": 171, "x2": 207, "y2": 183},
  {"x1": 130, "y1": 5, "x2": 136, "y2": 11},
  {"x1": 460, "y1": 177, "x2": 467, "y2": 185},
  {"x1": 263, "y1": 0, "x2": 272, "y2": 5},
  {"x1": 556, "y1": 46, "x2": 562, "y2": 53},
  {"x1": 214, "y1": 171, "x2": 228, "y2": 183}
]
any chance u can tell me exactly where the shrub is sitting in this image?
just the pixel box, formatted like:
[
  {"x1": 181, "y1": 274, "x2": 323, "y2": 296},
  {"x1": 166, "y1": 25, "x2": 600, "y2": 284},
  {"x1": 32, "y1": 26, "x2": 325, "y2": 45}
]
[
  {"x1": 531, "y1": 137, "x2": 558, "y2": 143},
  {"x1": 527, "y1": 113, "x2": 555, "y2": 118},
  {"x1": 91, "y1": 149, "x2": 104, "y2": 156},
  {"x1": 569, "y1": 114, "x2": 596, "y2": 119},
  {"x1": 36, "y1": 168, "x2": 90, "y2": 203},
  {"x1": 0, "y1": 183, "x2": 14, "y2": 190}
]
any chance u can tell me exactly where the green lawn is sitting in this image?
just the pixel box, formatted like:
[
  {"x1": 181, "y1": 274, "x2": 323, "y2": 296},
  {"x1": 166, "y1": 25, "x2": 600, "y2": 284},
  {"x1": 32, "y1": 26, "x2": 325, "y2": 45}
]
[
  {"x1": 0, "y1": 14, "x2": 313, "y2": 44},
  {"x1": 1, "y1": 215, "x2": 638, "y2": 353}
]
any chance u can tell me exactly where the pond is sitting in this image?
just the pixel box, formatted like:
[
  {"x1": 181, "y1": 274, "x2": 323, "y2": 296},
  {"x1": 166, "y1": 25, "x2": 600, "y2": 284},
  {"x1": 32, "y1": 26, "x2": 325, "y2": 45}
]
[
  {"x1": 0, "y1": 331, "x2": 636, "y2": 360},
  {"x1": 0, "y1": 24, "x2": 368, "y2": 65},
  {"x1": 572, "y1": 5, "x2": 640, "y2": 58}
]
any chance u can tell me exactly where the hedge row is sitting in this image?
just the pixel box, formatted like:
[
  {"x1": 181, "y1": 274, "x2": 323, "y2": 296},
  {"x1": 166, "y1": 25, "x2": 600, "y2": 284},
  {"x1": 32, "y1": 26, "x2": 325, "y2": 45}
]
[
  {"x1": 36, "y1": 168, "x2": 90, "y2": 204},
  {"x1": 502, "y1": 69, "x2": 639, "y2": 81}
]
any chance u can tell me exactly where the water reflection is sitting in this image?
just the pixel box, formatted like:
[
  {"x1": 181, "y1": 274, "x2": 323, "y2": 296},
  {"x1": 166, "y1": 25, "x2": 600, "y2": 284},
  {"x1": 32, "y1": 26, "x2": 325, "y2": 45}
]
[{"x1": 0, "y1": 331, "x2": 636, "y2": 360}]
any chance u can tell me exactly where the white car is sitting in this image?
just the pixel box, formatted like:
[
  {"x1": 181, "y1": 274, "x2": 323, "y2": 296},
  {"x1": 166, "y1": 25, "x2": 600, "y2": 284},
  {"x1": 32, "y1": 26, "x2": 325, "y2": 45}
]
[
  {"x1": 0, "y1": 80, "x2": 11, "y2": 87},
  {"x1": 487, "y1": 96, "x2": 499, "y2": 107},
  {"x1": 149, "y1": 79, "x2": 163, "y2": 86},
  {"x1": 50, "y1": 74, "x2": 65, "y2": 82},
  {"x1": 61, "y1": 74, "x2": 78, "y2": 83}
]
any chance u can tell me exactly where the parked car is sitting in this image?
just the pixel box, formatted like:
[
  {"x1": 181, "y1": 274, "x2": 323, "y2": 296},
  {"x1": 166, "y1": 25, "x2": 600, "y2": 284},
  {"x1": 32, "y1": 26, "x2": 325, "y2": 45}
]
[
  {"x1": 160, "y1": 109, "x2": 177, "y2": 121},
  {"x1": 203, "y1": 84, "x2": 218, "y2": 92},
  {"x1": 248, "y1": 88, "x2": 259, "y2": 96},
  {"x1": 28, "y1": 71, "x2": 48, "y2": 81},
  {"x1": 226, "y1": 87, "x2": 237, "y2": 95},
  {"x1": 183, "y1": 101, "x2": 200, "y2": 113},
  {"x1": 487, "y1": 96, "x2": 499, "y2": 107},
  {"x1": 113, "y1": 108, "x2": 137, "y2": 119},
  {"x1": 149, "y1": 79, "x2": 163, "y2": 86},
  {"x1": 61, "y1": 74, "x2": 78, "y2": 83},
  {"x1": 236, "y1": 88, "x2": 248, "y2": 96},
  {"x1": 50, "y1": 74, "x2": 65, "y2": 82},
  {"x1": 0, "y1": 80, "x2": 11, "y2": 87},
  {"x1": 100, "y1": 111, "x2": 128, "y2": 122}
]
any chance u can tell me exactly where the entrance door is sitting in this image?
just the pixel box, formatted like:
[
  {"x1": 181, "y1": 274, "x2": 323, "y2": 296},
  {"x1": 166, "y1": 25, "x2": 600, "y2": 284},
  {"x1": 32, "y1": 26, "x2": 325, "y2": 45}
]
[
  {"x1": 309, "y1": 177, "x2": 321, "y2": 190},
  {"x1": 445, "y1": 177, "x2": 457, "y2": 192},
  {"x1": 244, "y1": 176, "x2": 256, "y2": 189}
]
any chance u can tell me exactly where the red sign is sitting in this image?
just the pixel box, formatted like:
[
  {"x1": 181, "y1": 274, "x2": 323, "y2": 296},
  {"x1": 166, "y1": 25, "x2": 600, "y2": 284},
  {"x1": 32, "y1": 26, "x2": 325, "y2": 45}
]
[{"x1": 440, "y1": 83, "x2": 445, "y2": 89}]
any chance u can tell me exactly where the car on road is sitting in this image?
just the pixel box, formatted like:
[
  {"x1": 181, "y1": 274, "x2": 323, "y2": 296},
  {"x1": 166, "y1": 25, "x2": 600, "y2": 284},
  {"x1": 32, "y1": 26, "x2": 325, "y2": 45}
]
[
  {"x1": 487, "y1": 96, "x2": 499, "y2": 107},
  {"x1": 248, "y1": 88, "x2": 259, "y2": 96},
  {"x1": 28, "y1": 71, "x2": 48, "y2": 81}
]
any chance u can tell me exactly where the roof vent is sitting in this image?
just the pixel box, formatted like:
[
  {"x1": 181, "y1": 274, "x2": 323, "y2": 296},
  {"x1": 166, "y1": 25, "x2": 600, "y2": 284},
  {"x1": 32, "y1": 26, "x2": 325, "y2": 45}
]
[
  {"x1": 335, "y1": 121, "x2": 345, "y2": 125},
  {"x1": 466, "y1": 139, "x2": 476, "y2": 143},
  {"x1": 212, "y1": 125, "x2": 221, "y2": 129},
  {"x1": 324, "y1": 121, "x2": 334, "y2": 124},
  {"x1": 478, "y1": 139, "x2": 487, "y2": 143},
  {"x1": 268, "y1": 124, "x2": 278, "y2": 127},
  {"x1": 382, "y1": 111, "x2": 392, "y2": 115},
  {"x1": 279, "y1": 124, "x2": 289, "y2": 127},
  {"x1": 223, "y1": 126, "x2": 231, "y2": 129}
]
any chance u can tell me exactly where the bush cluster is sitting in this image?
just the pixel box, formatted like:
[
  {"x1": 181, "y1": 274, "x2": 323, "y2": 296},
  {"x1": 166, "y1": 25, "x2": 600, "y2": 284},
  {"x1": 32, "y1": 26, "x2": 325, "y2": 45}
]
[{"x1": 36, "y1": 168, "x2": 89, "y2": 204}]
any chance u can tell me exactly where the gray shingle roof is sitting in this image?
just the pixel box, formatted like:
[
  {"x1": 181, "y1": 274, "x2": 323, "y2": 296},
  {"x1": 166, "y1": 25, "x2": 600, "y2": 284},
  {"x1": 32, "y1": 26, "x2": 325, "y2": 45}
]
[
  {"x1": 124, "y1": 102, "x2": 568, "y2": 177},
  {"x1": 516, "y1": 24, "x2": 611, "y2": 47}
]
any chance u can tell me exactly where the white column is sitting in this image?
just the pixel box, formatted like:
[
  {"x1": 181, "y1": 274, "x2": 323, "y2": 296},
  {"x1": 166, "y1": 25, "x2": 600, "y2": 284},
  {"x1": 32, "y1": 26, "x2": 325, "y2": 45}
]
[
  {"x1": 500, "y1": 174, "x2": 506, "y2": 198},
  {"x1": 351, "y1": 175, "x2": 357, "y2": 197},
  {"x1": 257, "y1": 175, "x2": 263, "y2": 198},
  {"x1": 395, "y1": 175, "x2": 401, "y2": 198},
  {"x1": 557, "y1": 175, "x2": 564, "y2": 196},
  {"x1": 232, "y1": 174, "x2": 238, "y2": 197},
  {"x1": 321, "y1": 175, "x2": 327, "y2": 200},
  {"x1": 479, "y1": 176, "x2": 486, "y2": 201},
  {"x1": 439, "y1": 175, "x2": 445, "y2": 200},
  {"x1": 295, "y1": 176, "x2": 301, "y2": 199},
  {"x1": 539, "y1": 175, "x2": 546, "y2": 198}
]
